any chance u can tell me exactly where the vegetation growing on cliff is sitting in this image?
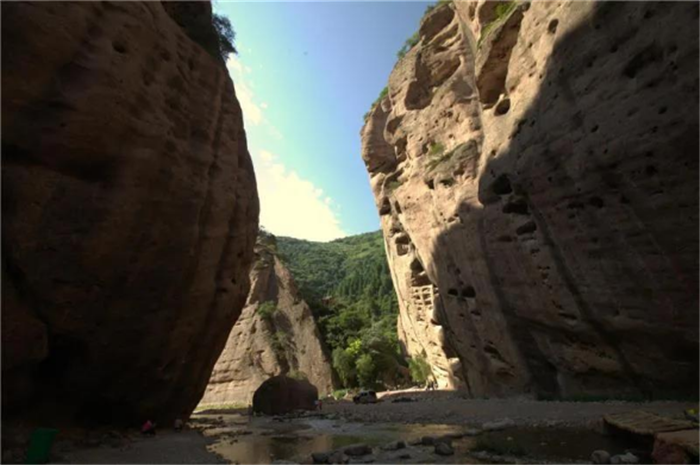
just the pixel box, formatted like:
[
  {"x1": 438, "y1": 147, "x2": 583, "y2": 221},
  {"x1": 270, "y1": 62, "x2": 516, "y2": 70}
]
[
  {"x1": 277, "y1": 232, "x2": 407, "y2": 389},
  {"x1": 212, "y1": 14, "x2": 238, "y2": 59},
  {"x1": 478, "y1": 1, "x2": 518, "y2": 47}
]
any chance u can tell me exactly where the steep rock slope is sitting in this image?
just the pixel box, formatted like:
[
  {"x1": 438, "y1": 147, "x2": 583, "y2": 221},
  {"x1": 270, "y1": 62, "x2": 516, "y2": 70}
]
[
  {"x1": 200, "y1": 235, "x2": 334, "y2": 405},
  {"x1": 361, "y1": 1, "x2": 698, "y2": 398},
  {"x1": 2, "y1": 1, "x2": 259, "y2": 425}
]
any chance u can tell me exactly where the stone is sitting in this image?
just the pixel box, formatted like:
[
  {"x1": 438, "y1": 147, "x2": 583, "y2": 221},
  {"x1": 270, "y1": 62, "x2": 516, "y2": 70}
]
[
  {"x1": 312, "y1": 452, "x2": 330, "y2": 464},
  {"x1": 343, "y1": 444, "x2": 372, "y2": 457},
  {"x1": 252, "y1": 375, "x2": 319, "y2": 416},
  {"x1": 434, "y1": 442, "x2": 454, "y2": 456},
  {"x1": 360, "y1": 0, "x2": 699, "y2": 397},
  {"x1": 328, "y1": 451, "x2": 350, "y2": 464},
  {"x1": 483, "y1": 418, "x2": 516, "y2": 431},
  {"x1": 610, "y1": 452, "x2": 639, "y2": 464},
  {"x1": 398, "y1": 453, "x2": 411, "y2": 459},
  {"x1": 381, "y1": 440, "x2": 407, "y2": 451},
  {"x1": 591, "y1": 450, "x2": 611, "y2": 464},
  {"x1": 652, "y1": 430, "x2": 699, "y2": 464},
  {"x1": 199, "y1": 234, "x2": 334, "y2": 407},
  {"x1": 2, "y1": 1, "x2": 259, "y2": 426}
]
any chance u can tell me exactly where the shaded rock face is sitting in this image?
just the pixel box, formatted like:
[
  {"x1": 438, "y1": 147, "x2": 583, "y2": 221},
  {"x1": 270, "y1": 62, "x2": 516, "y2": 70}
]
[
  {"x1": 252, "y1": 375, "x2": 319, "y2": 416},
  {"x1": 2, "y1": 1, "x2": 259, "y2": 425},
  {"x1": 361, "y1": 1, "x2": 698, "y2": 398},
  {"x1": 200, "y1": 235, "x2": 334, "y2": 406}
]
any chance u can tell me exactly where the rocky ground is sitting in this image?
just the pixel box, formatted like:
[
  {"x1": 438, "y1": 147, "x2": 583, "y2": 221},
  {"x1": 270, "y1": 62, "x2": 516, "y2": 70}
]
[
  {"x1": 13, "y1": 392, "x2": 692, "y2": 464},
  {"x1": 324, "y1": 390, "x2": 698, "y2": 428}
]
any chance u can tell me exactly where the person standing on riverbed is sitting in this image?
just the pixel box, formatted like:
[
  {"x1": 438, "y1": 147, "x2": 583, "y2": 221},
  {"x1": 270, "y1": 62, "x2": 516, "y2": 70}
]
[{"x1": 141, "y1": 420, "x2": 156, "y2": 436}]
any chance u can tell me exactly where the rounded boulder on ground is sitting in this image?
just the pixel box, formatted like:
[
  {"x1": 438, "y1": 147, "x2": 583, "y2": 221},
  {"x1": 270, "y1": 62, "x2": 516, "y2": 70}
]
[{"x1": 253, "y1": 375, "x2": 319, "y2": 415}]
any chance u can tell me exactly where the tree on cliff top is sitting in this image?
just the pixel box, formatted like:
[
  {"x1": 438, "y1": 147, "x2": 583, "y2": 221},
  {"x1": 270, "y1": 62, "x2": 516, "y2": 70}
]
[{"x1": 213, "y1": 14, "x2": 238, "y2": 60}]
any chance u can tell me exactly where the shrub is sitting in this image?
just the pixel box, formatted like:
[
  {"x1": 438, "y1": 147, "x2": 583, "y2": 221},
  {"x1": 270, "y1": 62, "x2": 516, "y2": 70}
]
[
  {"x1": 429, "y1": 142, "x2": 445, "y2": 156},
  {"x1": 288, "y1": 369, "x2": 308, "y2": 381},
  {"x1": 386, "y1": 179, "x2": 402, "y2": 192},
  {"x1": 397, "y1": 32, "x2": 420, "y2": 59},
  {"x1": 364, "y1": 87, "x2": 389, "y2": 121},
  {"x1": 271, "y1": 330, "x2": 288, "y2": 353},
  {"x1": 332, "y1": 389, "x2": 350, "y2": 400},
  {"x1": 212, "y1": 14, "x2": 238, "y2": 60},
  {"x1": 408, "y1": 355, "x2": 432, "y2": 384},
  {"x1": 478, "y1": 2, "x2": 517, "y2": 47},
  {"x1": 257, "y1": 301, "x2": 277, "y2": 321}
]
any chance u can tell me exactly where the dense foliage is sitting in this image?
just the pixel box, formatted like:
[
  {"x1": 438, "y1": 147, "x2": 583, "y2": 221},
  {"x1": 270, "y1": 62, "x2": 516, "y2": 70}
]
[{"x1": 277, "y1": 231, "x2": 409, "y2": 389}]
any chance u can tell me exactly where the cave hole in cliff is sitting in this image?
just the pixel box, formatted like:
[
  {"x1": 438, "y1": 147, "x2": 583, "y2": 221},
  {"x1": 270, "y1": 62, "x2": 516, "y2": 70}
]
[
  {"x1": 491, "y1": 174, "x2": 513, "y2": 196},
  {"x1": 460, "y1": 286, "x2": 476, "y2": 299},
  {"x1": 112, "y1": 41, "x2": 127, "y2": 54}
]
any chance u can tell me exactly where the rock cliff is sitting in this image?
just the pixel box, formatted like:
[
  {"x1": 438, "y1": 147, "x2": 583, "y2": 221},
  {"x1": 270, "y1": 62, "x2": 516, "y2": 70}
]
[
  {"x1": 361, "y1": 1, "x2": 698, "y2": 398},
  {"x1": 200, "y1": 235, "x2": 334, "y2": 406},
  {"x1": 2, "y1": 1, "x2": 259, "y2": 425}
]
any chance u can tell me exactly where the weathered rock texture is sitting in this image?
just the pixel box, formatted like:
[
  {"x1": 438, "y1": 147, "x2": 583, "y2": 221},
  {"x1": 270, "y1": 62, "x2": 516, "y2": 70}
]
[
  {"x1": 361, "y1": 1, "x2": 698, "y2": 398},
  {"x1": 199, "y1": 235, "x2": 334, "y2": 406},
  {"x1": 2, "y1": 1, "x2": 259, "y2": 425}
]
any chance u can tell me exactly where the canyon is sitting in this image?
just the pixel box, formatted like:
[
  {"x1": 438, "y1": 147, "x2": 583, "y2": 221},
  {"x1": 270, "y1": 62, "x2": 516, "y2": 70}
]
[
  {"x1": 361, "y1": 1, "x2": 699, "y2": 398},
  {"x1": 1, "y1": 2, "x2": 698, "y2": 463},
  {"x1": 2, "y1": 1, "x2": 258, "y2": 425}
]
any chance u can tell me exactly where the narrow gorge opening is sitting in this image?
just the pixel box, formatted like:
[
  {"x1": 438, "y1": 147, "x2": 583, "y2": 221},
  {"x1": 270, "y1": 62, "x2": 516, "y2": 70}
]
[{"x1": 2, "y1": 1, "x2": 698, "y2": 464}]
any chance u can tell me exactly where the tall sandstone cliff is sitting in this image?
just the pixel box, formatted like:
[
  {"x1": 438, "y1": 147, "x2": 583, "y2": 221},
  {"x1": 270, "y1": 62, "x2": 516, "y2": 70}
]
[
  {"x1": 361, "y1": 1, "x2": 698, "y2": 399},
  {"x1": 200, "y1": 235, "x2": 334, "y2": 406},
  {"x1": 2, "y1": 2, "x2": 259, "y2": 425}
]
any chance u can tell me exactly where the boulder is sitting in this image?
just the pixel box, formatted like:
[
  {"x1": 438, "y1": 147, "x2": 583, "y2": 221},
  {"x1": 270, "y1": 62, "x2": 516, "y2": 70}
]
[
  {"x1": 343, "y1": 444, "x2": 372, "y2": 457},
  {"x1": 434, "y1": 442, "x2": 454, "y2": 456},
  {"x1": 381, "y1": 440, "x2": 407, "y2": 451},
  {"x1": 312, "y1": 452, "x2": 329, "y2": 464},
  {"x1": 328, "y1": 451, "x2": 349, "y2": 464},
  {"x1": 591, "y1": 450, "x2": 611, "y2": 464},
  {"x1": 252, "y1": 376, "x2": 318, "y2": 416}
]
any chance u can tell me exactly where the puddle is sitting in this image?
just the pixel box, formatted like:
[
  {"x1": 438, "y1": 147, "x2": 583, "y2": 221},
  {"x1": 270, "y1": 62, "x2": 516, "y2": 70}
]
[
  {"x1": 479, "y1": 427, "x2": 649, "y2": 462},
  {"x1": 194, "y1": 413, "x2": 646, "y2": 464}
]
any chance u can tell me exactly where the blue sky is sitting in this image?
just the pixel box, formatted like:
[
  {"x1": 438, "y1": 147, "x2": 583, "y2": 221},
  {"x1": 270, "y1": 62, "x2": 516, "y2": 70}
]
[{"x1": 214, "y1": 1, "x2": 431, "y2": 241}]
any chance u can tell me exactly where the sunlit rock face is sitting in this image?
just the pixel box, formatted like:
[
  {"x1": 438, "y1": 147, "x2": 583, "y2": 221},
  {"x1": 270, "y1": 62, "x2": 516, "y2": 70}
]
[
  {"x1": 361, "y1": 1, "x2": 698, "y2": 398},
  {"x1": 2, "y1": 1, "x2": 259, "y2": 425},
  {"x1": 200, "y1": 235, "x2": 334, "y2": 406}
]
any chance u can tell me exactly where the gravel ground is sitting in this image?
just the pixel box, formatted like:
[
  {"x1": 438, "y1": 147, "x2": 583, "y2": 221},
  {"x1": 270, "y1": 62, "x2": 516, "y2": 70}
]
[
  {"x1": 324, "y1": 390, "x2": 698, "y2": 428},
  {"x1": 60, "y1": 430, "x2": 224, "y2": 464}
]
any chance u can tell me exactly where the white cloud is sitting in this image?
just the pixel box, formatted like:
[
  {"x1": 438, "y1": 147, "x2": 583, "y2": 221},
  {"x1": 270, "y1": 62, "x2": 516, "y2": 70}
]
[
  {"x1": 226, "y1": 56, "x2": 262, "y2": 126},
  {"x1": 253, "y1": 150, "x2": 346, "y2": 242}
]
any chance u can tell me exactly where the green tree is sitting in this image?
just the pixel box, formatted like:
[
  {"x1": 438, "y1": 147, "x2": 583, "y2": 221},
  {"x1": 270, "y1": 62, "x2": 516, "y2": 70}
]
[
  {"x1": 408, "y1": 355, "x2": 432, "y2": 385},
  {"x1": 356, "y1": 353, "x2": 378, "y2": 388},
  {"x1": 212, "y1": 14, "x2": 238, "y2": 60}
]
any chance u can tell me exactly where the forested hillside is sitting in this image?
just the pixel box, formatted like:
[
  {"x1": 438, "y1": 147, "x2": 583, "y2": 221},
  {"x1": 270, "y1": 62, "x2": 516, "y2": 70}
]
[{"x1": 277, "y1": 231, "x2": 412, "y2": 390}]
